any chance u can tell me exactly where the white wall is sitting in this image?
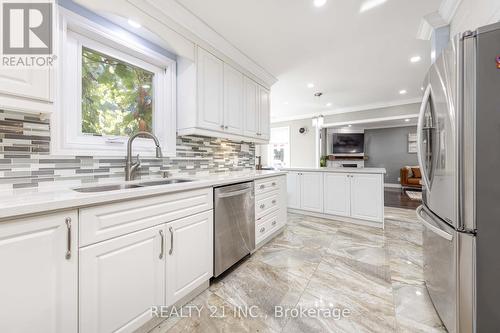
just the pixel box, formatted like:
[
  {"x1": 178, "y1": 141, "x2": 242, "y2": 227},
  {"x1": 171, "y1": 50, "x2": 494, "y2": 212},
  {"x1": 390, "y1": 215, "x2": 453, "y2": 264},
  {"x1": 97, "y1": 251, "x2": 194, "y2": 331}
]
[
  {"x1": 260, "y1": 118, "x2": 316, "y2": 168},
  {"x1": 450, "y1": 0, "x2": 500, "y2": 37}
]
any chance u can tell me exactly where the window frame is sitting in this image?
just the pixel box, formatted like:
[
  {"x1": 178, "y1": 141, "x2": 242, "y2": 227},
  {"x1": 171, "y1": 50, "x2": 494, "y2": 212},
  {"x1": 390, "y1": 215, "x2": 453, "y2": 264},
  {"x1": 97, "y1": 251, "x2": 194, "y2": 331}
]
[
  {"x1": 52, "y1": 8, "x2": 176, "y2": 157},
  {"x1": 268, "y1": 126, "x2": 290, "y2": 168}
]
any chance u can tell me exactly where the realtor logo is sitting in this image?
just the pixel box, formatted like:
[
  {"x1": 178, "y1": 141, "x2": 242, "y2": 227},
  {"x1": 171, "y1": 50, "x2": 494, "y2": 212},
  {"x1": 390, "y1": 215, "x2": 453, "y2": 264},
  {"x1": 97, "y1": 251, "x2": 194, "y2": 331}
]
[{"x1": 1, "y1": 1, "x2": 54, "y2": 67}]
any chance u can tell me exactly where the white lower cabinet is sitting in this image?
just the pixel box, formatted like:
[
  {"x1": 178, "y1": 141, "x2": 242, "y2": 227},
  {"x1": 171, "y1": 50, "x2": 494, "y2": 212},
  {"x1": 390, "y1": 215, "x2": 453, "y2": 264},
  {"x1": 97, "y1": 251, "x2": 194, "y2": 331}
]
[
  {"x1": 0, "y1": 211, "x2": 78, "y2": 333},
  {"x1": 350, "y1": 173, "x2": 384, "y2": 222},
  {"x1": 287, "y1": 171, "x2": 384, "y2": 224},
  {"x1": 287, "y1": 171, "x2": 323, "y2": 213},
  {"x1": 165, "y1": 211, "x2": 213, "y2": 306},
  {"x1": 79, "y1": 224, "x2": 165, "y2": 333},
  {"x1": 299, "y1": 172, "x2": 324, "y2": 213},
  {"x1": 324, "y1": 173, "x2": 350, "y2": 217}
]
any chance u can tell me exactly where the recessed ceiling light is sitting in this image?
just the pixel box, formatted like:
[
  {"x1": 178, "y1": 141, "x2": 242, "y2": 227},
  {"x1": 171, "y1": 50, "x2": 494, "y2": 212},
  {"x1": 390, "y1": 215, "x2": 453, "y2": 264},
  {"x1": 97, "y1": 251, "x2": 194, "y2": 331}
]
[
  {"x1": 284, "y1": 101, "x2": 289, "y2": 105},
  {"x1": 313, "y1": 0, "x2": 327, "y2": 7},
  {"x1": 416, "y1": 290, "x2": 422, "y2": 296},
  {"x1": 326, "y1": 102, "x2": 332, "y2": 107},
  {"x1": 348, "y1": 124, "x2": 352, "y2": 127},
  {"x1": 405, "y1": 118, "x2": 410, "y2": 122},
  {"x1": 307, "y1": 83, "x2": 315, "y2": 88},
  {"x1": 410, "y1": 56, "x2": 422, "y2": 63},
  {"x1": 127, "y1": 19, "x2": 141, "y2": 28},
  {"x1": 360, "y1": 0, "x2": 387, "y2": 13},
  {"x1": 399, "y1": 89, "x2": 407, "y2": 95}
]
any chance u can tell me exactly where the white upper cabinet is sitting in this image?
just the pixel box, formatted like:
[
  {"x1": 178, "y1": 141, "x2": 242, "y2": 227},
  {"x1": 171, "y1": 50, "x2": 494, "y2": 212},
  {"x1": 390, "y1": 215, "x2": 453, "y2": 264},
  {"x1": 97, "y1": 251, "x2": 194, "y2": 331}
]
[
  {"x1": 177, "y1": 46, "x2": 271, "y2": 143},
  {"x1": 0, "y1": 211, "x2": 78, "y2": 333},
  {"x1": 196, "y1": 47, "x2": 225, "y2": 132},
  {"x1": 243, "y1": 76, "x2": 259, "y2": 137},
  {"x1": 258, "y1": 86, "x2": 270, "y2": 140},
  {"x1": 223, "y1": 63, "x2": 244, "y2": 134},
  {"x1": 0, "y1": 67, "x2": 53, "y2": 113},
  {"x1": 350, "y1": 173, "x2": 384, "y2": 222}
]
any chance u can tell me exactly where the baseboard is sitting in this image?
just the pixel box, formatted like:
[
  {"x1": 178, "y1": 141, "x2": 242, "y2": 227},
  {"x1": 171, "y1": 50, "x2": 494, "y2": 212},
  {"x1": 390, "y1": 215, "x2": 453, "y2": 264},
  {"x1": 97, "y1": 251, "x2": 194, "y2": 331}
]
[
  {"x1": 288, "y1": 209, "x2": 384, "y2": 229},
  {"x1": 385, "y1": 183, "x2": 402, "y2": 188}
]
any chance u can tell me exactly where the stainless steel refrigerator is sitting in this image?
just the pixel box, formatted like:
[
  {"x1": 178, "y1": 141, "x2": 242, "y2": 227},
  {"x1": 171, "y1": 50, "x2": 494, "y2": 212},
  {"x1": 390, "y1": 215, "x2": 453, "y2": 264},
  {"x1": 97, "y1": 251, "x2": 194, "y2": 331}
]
[{"x1": 416, "y1": 21, "x2": 500, "y2": 333}]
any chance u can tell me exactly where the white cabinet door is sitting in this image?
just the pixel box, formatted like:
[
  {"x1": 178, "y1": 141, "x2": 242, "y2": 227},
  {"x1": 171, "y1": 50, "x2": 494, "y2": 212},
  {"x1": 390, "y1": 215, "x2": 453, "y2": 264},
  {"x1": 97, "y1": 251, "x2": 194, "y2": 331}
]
[
  {"x1": 0, "y1": 67, "x2": 51, "y2": 101},
  {"x1": 223, "y1": 63, "x2": 244, "y2": 135},
  {"x1": 350, "y1": 173, "x2": 384, "y2": 222},
  {"x1": 300, "y1": 172, "x2": 324, "y2": 213},
  {"x1": 324, "y1": 173, "x2": 351, "y2": 217},
  {"x1": 0, "y1": 211, "x2": 77, "y2": 333},
  {"x1": 80, "y1": 225, "x2": 165, "y2": 333},
  {"x1": 197, "y1": 47, "x2": 224, "y2": 132},
  {"x1": 166, "y1": 211, "x2": 213, "y2": 306},
  {"x1": 258, "y1": 86, "x2": 270, "y2": 140},
  {"x1": 243, "y1": 76, "x2": 259, "y2": 137},
  {"x1": 286, "y1": 172, "x2": 301, "y2": 209}
]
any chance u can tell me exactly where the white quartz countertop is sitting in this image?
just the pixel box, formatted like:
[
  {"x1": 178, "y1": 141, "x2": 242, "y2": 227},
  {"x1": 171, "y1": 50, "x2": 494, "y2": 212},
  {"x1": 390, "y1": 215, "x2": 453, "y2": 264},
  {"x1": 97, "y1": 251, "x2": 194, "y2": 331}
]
[
  {"x1": 0, "y1": 170, "x2": 286, "y2": 221},
  {"x1": 281, "y1": 167, "x2": 386, "y2": 174}
]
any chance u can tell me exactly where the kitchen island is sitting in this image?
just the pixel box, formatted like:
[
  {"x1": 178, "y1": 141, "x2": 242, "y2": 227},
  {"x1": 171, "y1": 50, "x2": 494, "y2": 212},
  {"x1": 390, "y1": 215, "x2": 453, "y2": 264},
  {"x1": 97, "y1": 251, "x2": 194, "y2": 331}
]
[{"x1": 282, "y1": 167, "x2": 386, "y2": 228}]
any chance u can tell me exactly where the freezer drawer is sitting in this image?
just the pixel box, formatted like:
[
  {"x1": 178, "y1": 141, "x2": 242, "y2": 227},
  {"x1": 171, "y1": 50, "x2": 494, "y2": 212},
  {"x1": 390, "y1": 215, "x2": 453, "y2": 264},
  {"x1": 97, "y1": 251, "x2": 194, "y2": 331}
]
[{"x1": 418, "y1": 205, "x2": 457, "y2": 333}]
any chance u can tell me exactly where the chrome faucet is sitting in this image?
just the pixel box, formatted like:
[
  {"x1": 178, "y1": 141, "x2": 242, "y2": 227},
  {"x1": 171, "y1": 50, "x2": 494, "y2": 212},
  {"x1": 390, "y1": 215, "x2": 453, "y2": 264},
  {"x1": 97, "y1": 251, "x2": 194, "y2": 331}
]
[{"x1": 125, "y1": 131, "x2": 163, "y2": 181}]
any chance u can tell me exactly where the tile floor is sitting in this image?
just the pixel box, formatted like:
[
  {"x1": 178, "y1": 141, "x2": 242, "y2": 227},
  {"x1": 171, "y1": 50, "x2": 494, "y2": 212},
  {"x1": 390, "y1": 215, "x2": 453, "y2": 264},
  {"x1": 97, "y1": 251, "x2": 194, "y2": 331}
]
[{"x1": 146, "y1": 207, "x2": 446, "y2": 333}]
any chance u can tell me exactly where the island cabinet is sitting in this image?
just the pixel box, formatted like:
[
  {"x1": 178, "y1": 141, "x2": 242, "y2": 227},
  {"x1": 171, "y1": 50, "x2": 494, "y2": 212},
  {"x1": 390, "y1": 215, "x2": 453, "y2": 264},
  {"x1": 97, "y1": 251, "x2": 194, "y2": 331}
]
[
  {"x1": 0, "y1": 211, "x2": 78, "y2": 333},
  {"x1": 286, "y1": 171, "x2": 323, "y2": 213},
  {"x1": 286, "y1": 169, "x2": 385, "y2": 227}
]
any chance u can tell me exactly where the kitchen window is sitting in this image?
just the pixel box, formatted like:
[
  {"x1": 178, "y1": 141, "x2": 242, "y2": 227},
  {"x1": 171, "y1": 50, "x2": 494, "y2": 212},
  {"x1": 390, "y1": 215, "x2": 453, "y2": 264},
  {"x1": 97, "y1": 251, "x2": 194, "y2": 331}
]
[
  {"x1": 268, "y1": 127, "x2": 290, "y2": 168},
  {"x1": 53, "y1": 9, "x2": 176, "y2": 156}
]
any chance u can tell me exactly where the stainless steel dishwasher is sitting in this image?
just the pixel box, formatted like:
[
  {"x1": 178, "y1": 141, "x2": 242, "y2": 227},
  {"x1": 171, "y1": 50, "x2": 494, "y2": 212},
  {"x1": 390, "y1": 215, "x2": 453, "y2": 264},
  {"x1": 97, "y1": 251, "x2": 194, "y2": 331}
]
[{"x1": 214, "y1": 181, "x2": 255, "y2": 277}]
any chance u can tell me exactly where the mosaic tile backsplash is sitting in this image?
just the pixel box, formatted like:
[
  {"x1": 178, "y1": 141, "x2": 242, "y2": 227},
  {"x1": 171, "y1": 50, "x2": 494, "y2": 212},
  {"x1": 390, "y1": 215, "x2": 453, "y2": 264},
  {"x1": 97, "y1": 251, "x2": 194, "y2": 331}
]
[{"x1": 0, "y1": 110, "x2": 255, "y2": 190}]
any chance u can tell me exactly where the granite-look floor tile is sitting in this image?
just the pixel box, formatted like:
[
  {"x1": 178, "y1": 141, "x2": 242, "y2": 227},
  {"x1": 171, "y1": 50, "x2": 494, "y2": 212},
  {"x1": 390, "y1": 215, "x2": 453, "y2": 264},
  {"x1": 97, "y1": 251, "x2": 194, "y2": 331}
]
[
  {"x1": 385, "y1": 207, "x2": 419, "y2": 223},
  {"x1": 209, "y1": 260, "x2": 310, "y2": 331},
  {"x1": 284, "y1": 289, "x2": 396, "y2": 333},
  {"x1": 250, "y1": 243, "x2": 324, "y2": 279},
  {"x1": 393, "y1": 285, "x2": 446, "y2": 333},
  {"x1": 149, "y1": 291, "x2": 277, "y2": 333}
]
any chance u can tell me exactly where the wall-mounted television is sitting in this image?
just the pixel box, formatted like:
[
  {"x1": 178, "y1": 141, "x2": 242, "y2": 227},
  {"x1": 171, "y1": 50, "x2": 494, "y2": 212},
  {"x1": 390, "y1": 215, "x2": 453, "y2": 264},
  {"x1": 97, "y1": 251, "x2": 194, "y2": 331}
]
[{"x1": 332, "y1": 133, "x2": 365, "y2": 155}]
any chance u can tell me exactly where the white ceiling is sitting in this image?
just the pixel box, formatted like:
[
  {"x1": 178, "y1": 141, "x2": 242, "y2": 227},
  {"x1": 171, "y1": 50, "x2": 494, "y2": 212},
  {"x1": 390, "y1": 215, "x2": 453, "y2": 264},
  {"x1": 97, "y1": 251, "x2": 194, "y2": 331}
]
[
  {"x1": 325, "y1": 116, "x2": 419, "y2": 130},
  {"x1": 175, "y1": 0, "x2": 441, "y2": 121}
]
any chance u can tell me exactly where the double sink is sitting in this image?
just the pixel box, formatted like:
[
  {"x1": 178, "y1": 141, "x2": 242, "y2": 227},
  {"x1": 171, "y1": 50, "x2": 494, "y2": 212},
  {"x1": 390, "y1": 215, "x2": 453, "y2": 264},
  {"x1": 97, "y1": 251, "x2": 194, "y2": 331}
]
[{"x1": 73, "y1": 178, "x2": 193, "y2": 193}]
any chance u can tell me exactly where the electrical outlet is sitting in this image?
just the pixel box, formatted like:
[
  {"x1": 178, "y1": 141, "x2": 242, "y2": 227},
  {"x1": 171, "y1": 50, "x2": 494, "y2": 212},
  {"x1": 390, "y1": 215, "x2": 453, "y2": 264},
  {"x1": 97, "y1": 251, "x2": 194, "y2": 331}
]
[{"x1": 397, "y1": 177, "x2": 401, "y2": 182}]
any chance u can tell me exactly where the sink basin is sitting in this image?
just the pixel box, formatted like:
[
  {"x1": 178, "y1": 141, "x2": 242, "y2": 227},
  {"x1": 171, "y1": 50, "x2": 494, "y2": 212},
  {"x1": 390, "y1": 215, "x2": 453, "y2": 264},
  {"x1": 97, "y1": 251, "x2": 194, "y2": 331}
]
[
  {"x1": 73, "y1": 184, "x2": 143, "y2": 193},
  {"x1": 137, "y1": 179, "x2": 193, "y2": 186},
  {"x1": 72, "y1": 179, "x2": 193, "y2": 192}
]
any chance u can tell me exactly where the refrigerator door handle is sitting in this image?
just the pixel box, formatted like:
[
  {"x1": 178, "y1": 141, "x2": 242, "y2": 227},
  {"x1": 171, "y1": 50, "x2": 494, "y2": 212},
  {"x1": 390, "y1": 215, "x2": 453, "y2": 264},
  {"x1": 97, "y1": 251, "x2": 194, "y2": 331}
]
[
  {"x1": 417, "y1": 206, "x2": 453, "y2": 241},
  {"x1": 417, "y1": 85, "x2": 433, "y2": 191}
]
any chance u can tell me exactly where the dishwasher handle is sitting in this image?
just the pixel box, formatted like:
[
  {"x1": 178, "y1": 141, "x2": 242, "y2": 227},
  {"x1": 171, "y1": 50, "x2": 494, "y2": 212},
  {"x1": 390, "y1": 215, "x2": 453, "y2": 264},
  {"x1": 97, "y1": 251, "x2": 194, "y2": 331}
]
[{"x1": 216, "y1": 188, "x2": 252, "y2": 198}]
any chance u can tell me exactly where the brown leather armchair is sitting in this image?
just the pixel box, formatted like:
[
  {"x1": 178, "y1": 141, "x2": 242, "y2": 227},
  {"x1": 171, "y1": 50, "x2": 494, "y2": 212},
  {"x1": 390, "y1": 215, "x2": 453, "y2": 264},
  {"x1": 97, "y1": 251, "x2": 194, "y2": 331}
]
[{"x1": 401, "y1": 166, "x2": 422, "y2": 190}]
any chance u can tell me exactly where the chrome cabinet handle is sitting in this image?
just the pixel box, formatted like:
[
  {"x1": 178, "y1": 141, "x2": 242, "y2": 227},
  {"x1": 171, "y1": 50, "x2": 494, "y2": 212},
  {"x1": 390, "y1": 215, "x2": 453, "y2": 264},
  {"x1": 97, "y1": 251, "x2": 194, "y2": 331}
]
[
  {"x1": 260, "y1": 184, "x2": 265, "y2": 189},
  {"x1": 260, "y1": 227, "x2": 265, "y2": 233},
  {"x1": 272, "y1": 182, "x2": 276, "y2": 186},
  {"x1": 272, "y1": 200, "x2": 276, "y2": 204},
  {"x1": 225, "y1": 125, "x2": 228, "y2": 129},
  {"x1": 65, "y1": 217, "x2": 72, "y2": 260},
  {"x1": 220, "y1": 124, "x2": 224, "y2": 129},
  {"x1": 272, "y1": 220, "x2": 277, "y2": 226},
  {"x1": 260, "y1": 204, "x2": 265, "y2": 209},
  {"x1": 169, "y1": 226, "x2": 174, "y2": 255},
  {"x1": 159, "y1": 230, "x2": 164, "y2": 259}
]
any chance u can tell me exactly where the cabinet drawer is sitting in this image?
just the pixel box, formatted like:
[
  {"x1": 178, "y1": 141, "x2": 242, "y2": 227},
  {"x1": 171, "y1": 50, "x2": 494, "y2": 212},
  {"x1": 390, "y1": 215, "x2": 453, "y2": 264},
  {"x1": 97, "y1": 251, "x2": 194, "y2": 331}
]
[
  {"x1": 255, "y1": 177, "x2": 280, "y2": 196},
  {"x1": 79, "y1": 188, "x2": 213, "y2": 247},
  {"x1": 255, "y1": 211, "x2": 280, "y2": 244},
  {"x1": 255, "y1": 192, "x2": 279, "y2": 221}
]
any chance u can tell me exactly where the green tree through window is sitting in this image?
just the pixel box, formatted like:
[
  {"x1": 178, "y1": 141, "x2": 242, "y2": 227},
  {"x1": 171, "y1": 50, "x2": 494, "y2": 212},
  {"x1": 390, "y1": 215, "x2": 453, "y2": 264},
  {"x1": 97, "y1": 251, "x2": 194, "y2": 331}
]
[{"x1": 82, "y1": 47, "x2": 154, "y2": 136}]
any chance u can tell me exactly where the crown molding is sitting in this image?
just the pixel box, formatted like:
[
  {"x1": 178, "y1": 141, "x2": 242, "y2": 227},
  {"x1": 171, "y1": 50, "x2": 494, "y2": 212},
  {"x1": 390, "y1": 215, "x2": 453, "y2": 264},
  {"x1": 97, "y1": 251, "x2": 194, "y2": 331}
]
[
  {"x1": 439, "y1": 0, "x2": 463, "y2": 23},
  {"x1": 270, "y1": 98, "x2": 422, "y2": 124}
]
